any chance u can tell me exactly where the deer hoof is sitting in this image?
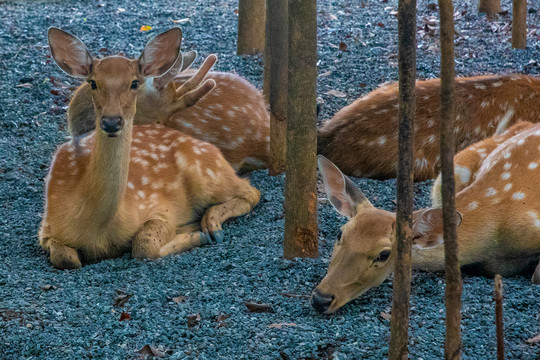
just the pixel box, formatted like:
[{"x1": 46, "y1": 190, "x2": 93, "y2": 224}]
[
  {"x1": 210, "y1": 230, "x2": 224, "y2": 244},
  {"x1": 50, "y1": 248, "x2": 81, "y2": 270}
]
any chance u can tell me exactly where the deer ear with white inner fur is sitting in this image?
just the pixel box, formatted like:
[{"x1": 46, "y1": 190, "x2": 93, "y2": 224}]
[
  {"x1": 318, "y1": 155, "x2": 372, "y2": 219},
  {"x1": 48, "y1": 27, "x2": 93, "y2": 78},
  {"x1": 139, "y1": 27, "x2": 183, "y2": 77}
]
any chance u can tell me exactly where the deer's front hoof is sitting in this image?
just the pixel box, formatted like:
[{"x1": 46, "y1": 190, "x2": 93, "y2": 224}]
[{"x1": 50, "y1": 247, "x2": 82, "y2": 270}]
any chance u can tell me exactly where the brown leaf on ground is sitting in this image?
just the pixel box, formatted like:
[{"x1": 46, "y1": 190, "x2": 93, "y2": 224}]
[
  {"x1": 244, "y1": 302, "x2": 273, "y2": 313},
  {"x1": 339, "y1": 42, "x2": 348, "y2": 52},
  {"x1": 171, "y1": 295, "x2": 188, "y2": 303},
  {"x1": 526, "y1": 333, "x2": 540, "y2": 344},
  {"x1": 137, "y1": 344, "x2": 165, "y2": 358},
  {"x1": 187, "y1": 313, "x2": 201, "y2": 328},
  {"x1": 119, "y1": 311, "x2": 131, "y2": 321},
  {"x1": 380, "y1": 312, "x2": 392, "y2": 321},
  {"x1": 269, "y1": 323, "x2": 297, "y2": 329},
  {"x1": 215, "y1": 313, "x2": 230, "y2": 328}
]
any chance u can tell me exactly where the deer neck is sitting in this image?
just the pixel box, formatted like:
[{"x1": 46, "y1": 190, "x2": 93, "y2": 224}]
[{"x1": 80, "y1": 122, "x2": 133, "y2": 226}]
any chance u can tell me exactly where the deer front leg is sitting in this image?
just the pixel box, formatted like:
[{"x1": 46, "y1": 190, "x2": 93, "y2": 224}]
[
  {"x1": 532, "y1": 259, "x2": 540, "y2": 284},
  {"x1": 43, "y1": 238, "x2": 82, "y2": 269},
  {"x1": 133, "y1": 219, "x2": 210, "y2": 259},
  {"x1": 200, "y1": 186, "x2": 260, "y2": 243}
]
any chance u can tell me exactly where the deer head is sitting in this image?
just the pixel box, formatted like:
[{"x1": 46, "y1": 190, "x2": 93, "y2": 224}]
[
  {"x1": 48, "y1": 27, "x2": 193, "y2": 136},
  {"x1": 311, "y1": 156, "x2": 461, "y2": 314}
]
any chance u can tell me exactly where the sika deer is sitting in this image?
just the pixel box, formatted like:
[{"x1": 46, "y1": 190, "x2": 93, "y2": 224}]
[
  {"x1": 318, "y1": 74, "x2": 540, "y2": 181},
  {"x1": 68, "y1": 49, "x2": 270, "y2": 173},
  {"x1": 311, "y1": 122, "x2": 540, "y2": 313},
  {"x1": 39, "y1": 28, "x2": 260, "y2": 269}
]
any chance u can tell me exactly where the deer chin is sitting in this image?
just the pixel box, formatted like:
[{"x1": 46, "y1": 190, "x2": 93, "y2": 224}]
[{"x1": 103, "y1": 129, "x2": 123, "y2": 138}]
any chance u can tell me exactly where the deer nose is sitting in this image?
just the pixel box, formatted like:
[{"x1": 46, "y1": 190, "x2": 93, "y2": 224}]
[
  {"x1": 311, "y1": 289, "x2": 335, "y2": 313},
  {"x1": 100, "y1": 116, "x2": 123, "y2": 135}
]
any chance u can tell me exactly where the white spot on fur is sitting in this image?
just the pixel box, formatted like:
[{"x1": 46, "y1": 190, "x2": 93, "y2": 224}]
[
  {"x1": 468, "y1": 201, "x2": 478, "y2": 210},
  {"x1": 503, "y1": 183, "x2": 512, "y2": 191},
  {"x1": 512, "y1": 192, "x2": 525, "y2": 200},
  {"x1": 378, "y1": 136, "x2": 387, "y2": 145},
  {"x1": 504, "y1": 162, "x2": 511, "y2": 170},
  {"x1": 127, "y1": 182, "x2": 135, "y2": 190},
  {"x1": 485, "y1": 188, "x2": 497, "y2": 197},
  {"x1": 492, "y1": 81, "x2": 503, "y2": 87},
  {"x1": 137, "y1": 191, "x2": 146, "y2": 199},
  {"x1": 474, "y1": 84, "x2": 487, "y2": 90},
  {"x1": 455, "y1": 166, "x2": 471, "y2": 184},
  {"x1": 501, "y1": 172, "x2": 511, "y2": 180},
  {"x1": 141, "y1": 176, "x2": 149, "y2": 185},
  {"x1": 206, "y1": 168, "x2": 216, "y2": 179},
  {"x1": 529, "y1": 162, "x2": 538, "y2": 170}
]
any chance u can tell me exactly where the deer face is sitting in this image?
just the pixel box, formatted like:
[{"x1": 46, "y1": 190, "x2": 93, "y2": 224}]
[
  {"x1": 48, "y1": 27, "x2": 183, "y2": 137},
  {"x1": 312, "y1": 156, "x2": 461, "y2": 314}
]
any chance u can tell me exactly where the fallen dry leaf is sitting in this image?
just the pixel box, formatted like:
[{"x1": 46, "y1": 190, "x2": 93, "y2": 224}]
[
  {"x1": 40, "y1": 284, "x2": 57, "y2": 291},
  {"x1": 139, "y1": 25, "x2": 152, "y2": 32},
  {"x1": 338, "y1": 42, "x2": 348, "y2": 52},
  {"x1": 114, "y1": 290, "x2": 133, "y2": 307},
  {"x1": 325, "y1": 90, "x2": 346, "y2": 98},
  {"x1": 215, "y1": 313, "x2": 230, "y2": 328},
  {"x1": 269, "y1": 323, "x2": 297, "y2": 329},
  {"x1": 526, "y1": 333, "x2": 540, "y2": 344},
  {"x1": 16, "y1": 83, "x2": 33, "y2": 89},
  {"x1": 119, "y1": 311, "x2": 131, "y2": 321},
  {"x1": 171, "y1": 18, "x2": 190, "y2": 24},
  {"x1": 187, "y1": 313, "x2": 201, "y2": 328},
  {"x1": 137, "y1": 344, "x2": 165, "y2": 358},
  {"x1": 245, "y1": 302, "x2": 273, "y2": 313},
  {"x1": 171, "y1": 295, "x2": 188, "y2": 303},
  {"x1": 318, "y1": 71, "x2": 332, "y2": 77},
  {"x1": 380, "y1": 312, "x2": 392, "y2": 321}
]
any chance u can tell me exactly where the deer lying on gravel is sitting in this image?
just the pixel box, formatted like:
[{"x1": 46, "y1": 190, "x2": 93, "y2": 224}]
[
  {"x1": 67, "y1": 44, "x2": 270, "y2": 173},
  {"x1": 311, "y1": 122, "x2": 540, "y2": 313},
  {"x1": 39, "y1": 27, "x2": 260, "y2": 269},
  {"x1": 318, "y1": 74, "x2": 540, "y2": 180}
]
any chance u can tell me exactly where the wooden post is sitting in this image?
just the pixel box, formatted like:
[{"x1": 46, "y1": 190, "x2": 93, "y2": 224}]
[
  {"x1": 512, "y1": 0, "x2": 527, "y2": 49},
  {"x1": 388, "y1": 0, "x2": 416, "y2": 358},
  {"x1": 478, "y1": 0, "x2": 501, "y2": 16},
  {"x1": 264, "y1": 0, "x2": 288, "y2": 175},
  {"x1": 237, "y1": 0, "x2": 266, "y2": 55},
  {"x1": 283, "y1": 0, "x2": 318, "y2": 259},
  {"x1": 494, "y1": 275, "x2": 504, "y2": 360},
  {"x1": 439, "y1": 0, "x2": 462, "y2": 359}
]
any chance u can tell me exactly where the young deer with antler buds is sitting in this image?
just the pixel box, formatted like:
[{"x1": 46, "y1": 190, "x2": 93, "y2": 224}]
[
  {"x1": 68, "y1": 46, "x2": 270, "y2": 173},
  {"x1": 311, "y1": 122, "x2": 540, "y2": 313},
  {"x1": 39, "y1": 28, "x2": 260, "y2": 269},
  {"x1": 318, "y1": 74, "x2": 540, "y2": 180}
]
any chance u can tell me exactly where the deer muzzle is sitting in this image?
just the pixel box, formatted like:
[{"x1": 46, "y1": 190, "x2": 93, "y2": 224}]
[{"x1": 100, "y1": 116, "x2": 124, "y2": 137}]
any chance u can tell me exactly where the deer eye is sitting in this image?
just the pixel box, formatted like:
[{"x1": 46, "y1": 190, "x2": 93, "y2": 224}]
[
  {"x1": 335, "y1": 229, "x2": 343, "y2": 243},
  {"x1": 88, "y1": 80, "x2": 97, "y2": 90},
  {"x1": 131, "y1": 80, "x2": 139, "y2": 90},
  {"x1": 374, "y1": 250, "x2": 391, "y2": 263}
]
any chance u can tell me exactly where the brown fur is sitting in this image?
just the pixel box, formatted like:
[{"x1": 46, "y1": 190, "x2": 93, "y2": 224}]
[{"x1": 318, "y1": 74, "x2": 540, "y2": 180}]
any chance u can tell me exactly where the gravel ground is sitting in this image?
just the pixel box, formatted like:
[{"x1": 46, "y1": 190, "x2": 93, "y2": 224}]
[{"x1": 1, "y1": 0, "x2": 539, "y2": 359}]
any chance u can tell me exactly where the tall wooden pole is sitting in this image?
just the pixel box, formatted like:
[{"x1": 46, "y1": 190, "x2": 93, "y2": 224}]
[
  {"x1": 388, "y1": 0, "x2": 416, "y2": 358},
  {"x1": 283, "y1": 0, "x2": 318, "y2": 259},
  {"x1": 439, "y1": 0, "x2": 462, "y2": 358},
  {"x1": 494, "y1": 275, "x2": 504, "y2": 360},
  {"x1": 237, "y1": 0, "x2": 266, "y2": 55},
  {"x1": 264, "y1": 0, "x2": 288, "y2": 175},
  {"x1": 511, "y1": 0, "x2": 527, "y2": 49}
]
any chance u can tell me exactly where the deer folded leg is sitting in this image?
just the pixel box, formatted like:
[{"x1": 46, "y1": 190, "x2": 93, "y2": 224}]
[
  {"x1": 45, "y1": 238, "x2": 82, "y2": 270},
  {"x1": 200, "y1": 186, "x2": 260, "y2": 243},
  {"x1": 158, "y1": 231, "x2": 209, "y2": 257},
  {"x1": 532, "y1": 259, "x2": 540, "y2": 284},
  {"x1": 132, "y1": 219, "x2": 174, "y2": 259}
]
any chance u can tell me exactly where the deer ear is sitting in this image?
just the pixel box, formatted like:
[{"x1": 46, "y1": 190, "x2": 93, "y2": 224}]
[
  {"x1": 411, "y1": 209, "x2": 462, "y2": 249},
  {"x1": 180, "y1": 50, "x2": 197, "y2": 72},
  {"x1": 48, "y1": 27, "x2": 93, "y2": 78},
  {"x1": 318, "y1": 155, "x2": 372, "y2": 219},
  {"x1": 139, "y1": 27, "x2": 183, "y2": 77},
  {"x1": 153, "y1": 53, "x2": 183, "y2": 90}
]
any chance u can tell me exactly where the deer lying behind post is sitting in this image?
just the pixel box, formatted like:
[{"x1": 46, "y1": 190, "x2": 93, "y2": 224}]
[
  {"x1": 311, "y1": 122, "x2": 540, "y2": 313},
  {"x1": 318, "y1": 74, "x2": 540, "y2": 180},
  {"x1": 39, "y1": 27, "x2": 260, "y2": 269},
  {"x1": 68, "y1": 51, "x2": 270, "y2": 173}
]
